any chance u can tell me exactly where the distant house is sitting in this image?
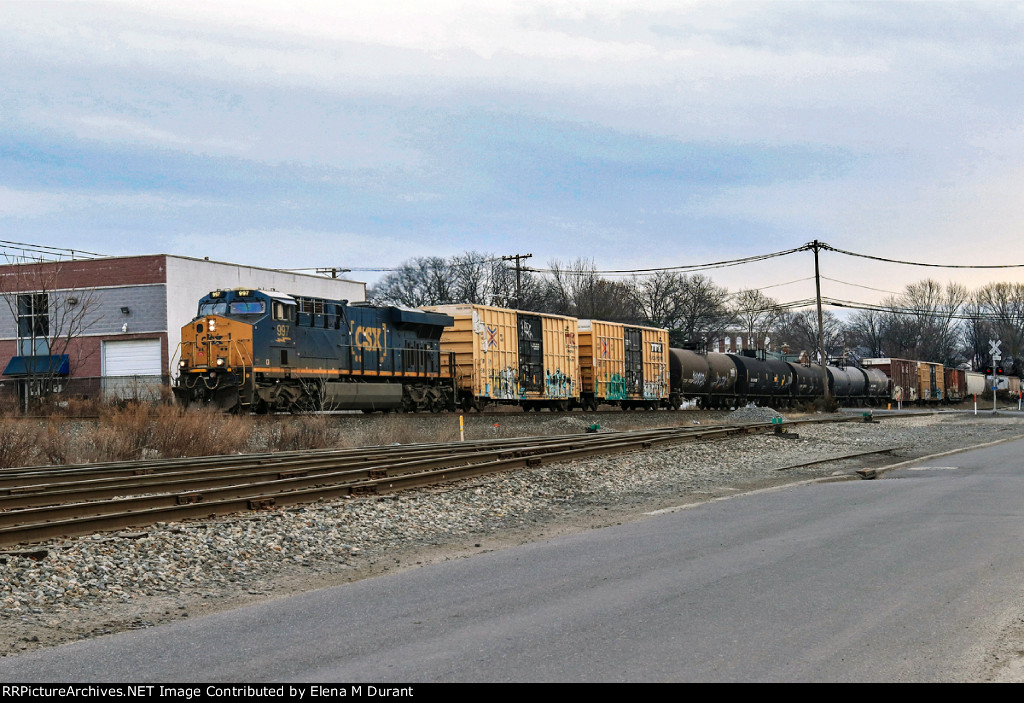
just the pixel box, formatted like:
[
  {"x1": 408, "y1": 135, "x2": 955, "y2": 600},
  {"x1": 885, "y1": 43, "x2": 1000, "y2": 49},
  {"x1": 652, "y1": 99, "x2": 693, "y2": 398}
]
[{"x1": 0, "y1": 254, "x2": 364, "y2": 406}]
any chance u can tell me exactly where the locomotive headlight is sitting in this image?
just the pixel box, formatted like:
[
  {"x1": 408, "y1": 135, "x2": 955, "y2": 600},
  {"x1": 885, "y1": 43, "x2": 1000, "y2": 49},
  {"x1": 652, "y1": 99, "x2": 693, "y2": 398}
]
[
  {"x1": 179, "y1": 360, "x2": 187, "y2": 368},
  {"x1": 208, "y1": 319, "x2": 216, "y2": 331},
  {"x1": 216, "y1": 357, "x2": 226, "y2": 366}
]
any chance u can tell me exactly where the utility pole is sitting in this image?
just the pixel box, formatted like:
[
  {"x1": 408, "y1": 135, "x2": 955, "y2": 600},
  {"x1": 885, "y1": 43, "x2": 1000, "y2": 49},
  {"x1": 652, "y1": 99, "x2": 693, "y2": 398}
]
[
  {"x1": 810, "y1": 240, "x2": 832, "y2": 403},
  {"x1": 316, "y1": 267, "x2": 351, "y2": 279},
  {"x1": 501, "y1": 253, "x2": 532, "y2": 309}
]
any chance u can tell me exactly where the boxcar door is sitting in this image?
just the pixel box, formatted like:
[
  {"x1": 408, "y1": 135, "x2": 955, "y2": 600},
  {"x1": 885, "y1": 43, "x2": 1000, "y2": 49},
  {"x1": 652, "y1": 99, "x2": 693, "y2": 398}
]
[
  {"x1": 517, "y1": 315, "x2": 543, "y2": 393},
  {"x1": 624, "y1": 327, "x2": 643, "y2": 397}
]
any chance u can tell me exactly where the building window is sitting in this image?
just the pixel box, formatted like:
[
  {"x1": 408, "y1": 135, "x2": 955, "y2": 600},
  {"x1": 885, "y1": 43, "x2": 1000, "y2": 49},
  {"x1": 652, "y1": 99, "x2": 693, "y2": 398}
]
[{"x1": 17, "y1": 293, "x2": 49, "y2": 356}]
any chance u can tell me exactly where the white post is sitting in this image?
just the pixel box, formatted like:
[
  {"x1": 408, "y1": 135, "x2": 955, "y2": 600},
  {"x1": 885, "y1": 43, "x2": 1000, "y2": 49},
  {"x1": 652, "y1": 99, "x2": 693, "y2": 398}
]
[{"x1": 460, "y1": 414, "x2": 465, "y2": 442}]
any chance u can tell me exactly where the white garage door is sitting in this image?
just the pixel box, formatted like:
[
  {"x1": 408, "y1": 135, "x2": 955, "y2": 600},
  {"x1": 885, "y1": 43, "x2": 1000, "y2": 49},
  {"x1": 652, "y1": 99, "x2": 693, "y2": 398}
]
[
  {"x1": 103, "y1": 339, "x2": 163, "y2": 376},
  {"x1": 102, "y1": 339, "x2": 163, "y2": 400}
]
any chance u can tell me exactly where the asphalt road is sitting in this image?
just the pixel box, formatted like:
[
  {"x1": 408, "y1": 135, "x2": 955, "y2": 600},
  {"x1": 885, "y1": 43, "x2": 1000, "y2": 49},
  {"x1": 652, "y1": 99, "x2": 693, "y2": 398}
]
[{"x1": 3, "y1": 438, "x2": 1024, "y2": 682}]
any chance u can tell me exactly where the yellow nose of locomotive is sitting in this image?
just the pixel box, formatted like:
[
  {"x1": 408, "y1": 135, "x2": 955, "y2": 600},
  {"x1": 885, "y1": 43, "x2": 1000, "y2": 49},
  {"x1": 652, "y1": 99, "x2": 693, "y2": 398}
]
[{"x1": 179, "y1": 316, "x2": 252, "y2": 371}]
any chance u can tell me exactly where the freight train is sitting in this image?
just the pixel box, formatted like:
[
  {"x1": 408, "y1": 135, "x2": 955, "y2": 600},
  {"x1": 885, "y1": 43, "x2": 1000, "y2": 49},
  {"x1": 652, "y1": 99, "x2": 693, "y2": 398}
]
[
  {"x1": 669, "y1": 348, "x2": 890, "y2": 408},
  {"x1": 173, "y1": 289, "x2": 970, "y2": 413}
]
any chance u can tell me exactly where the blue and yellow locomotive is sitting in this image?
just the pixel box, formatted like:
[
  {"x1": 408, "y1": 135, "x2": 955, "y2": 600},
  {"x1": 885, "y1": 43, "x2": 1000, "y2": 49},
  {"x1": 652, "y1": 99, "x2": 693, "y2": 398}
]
[{"x1": 173, "y1": 289, "x2": 455, "y2": 413}]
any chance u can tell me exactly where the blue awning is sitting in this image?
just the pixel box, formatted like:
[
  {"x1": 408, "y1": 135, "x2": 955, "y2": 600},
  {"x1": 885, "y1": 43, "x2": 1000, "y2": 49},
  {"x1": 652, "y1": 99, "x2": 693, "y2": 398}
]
[{"x1": 2, "y1": 355, "x2": 70, "y2": 377}]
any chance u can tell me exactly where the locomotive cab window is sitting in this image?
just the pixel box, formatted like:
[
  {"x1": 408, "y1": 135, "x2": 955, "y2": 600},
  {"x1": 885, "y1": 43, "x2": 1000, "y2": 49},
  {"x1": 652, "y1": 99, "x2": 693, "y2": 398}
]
[
  {"x1": 230, "y1": 301, "x2": 266, "y2": 315},
  {"x1": 272, "y1": 301, "x2": 294, "y2": 321},
  {"x1": 199, "y1": 301, "x2": 228, "y2": 316}
]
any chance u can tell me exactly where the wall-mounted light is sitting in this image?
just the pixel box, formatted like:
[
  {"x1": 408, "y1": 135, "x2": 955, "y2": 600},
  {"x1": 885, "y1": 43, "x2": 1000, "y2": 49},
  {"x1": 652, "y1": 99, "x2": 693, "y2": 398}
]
[{"x1": 120, "y1": 306, "x2": 130, "y2": 315}]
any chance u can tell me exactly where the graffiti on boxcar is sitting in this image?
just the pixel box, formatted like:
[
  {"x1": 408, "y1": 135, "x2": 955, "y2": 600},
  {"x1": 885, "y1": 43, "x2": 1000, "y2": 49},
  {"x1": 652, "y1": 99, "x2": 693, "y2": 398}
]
[
  {"x1": 644, "y1": 379, "x2": 667, "y2": 400},
  {"x1": 604, "y1": 373, "x2": 627, "y2": 400},
  {"x1": 545, "y1": 369, "x2": 574, "y2": 398},
  {"x1": 489, "y1": 366, "x2": 518, "y2": 399}
]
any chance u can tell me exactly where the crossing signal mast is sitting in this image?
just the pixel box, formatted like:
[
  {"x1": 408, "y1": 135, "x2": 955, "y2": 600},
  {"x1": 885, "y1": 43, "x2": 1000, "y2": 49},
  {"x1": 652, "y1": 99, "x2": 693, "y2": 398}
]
[{"x1": 987, "y1": 339, "x2": 1003, "y2": 411}]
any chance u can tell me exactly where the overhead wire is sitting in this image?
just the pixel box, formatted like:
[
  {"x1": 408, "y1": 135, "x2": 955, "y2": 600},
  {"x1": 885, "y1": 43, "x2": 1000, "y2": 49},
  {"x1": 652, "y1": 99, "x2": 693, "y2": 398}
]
[
  {"x1": 820, "y1": 276, "x2": 900, "y2": 295},
  {"x1": 524, "y1": 245, "x2": 810, "y2": 276},
  {"x1": 821, "y1": 243, "x2": 1024, "y2": 269},
  {"x1": 0, "y1": 240, "x2": 106, "y2": 261}
]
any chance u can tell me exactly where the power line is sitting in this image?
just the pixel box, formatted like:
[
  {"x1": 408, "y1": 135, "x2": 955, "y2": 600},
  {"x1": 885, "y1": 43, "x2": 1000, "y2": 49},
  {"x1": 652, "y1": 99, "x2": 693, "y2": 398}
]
[
  {"x1": 822, "y1": 243, "x2": 1024, "y2": 269},
  {"x1": 525, "y1": 245, "x2": 810, "y2": 276},
  {"x1": 820, "y1": 276, "x2": 900, "y2": 295},
  {"x1": 723, "y1": 277, "x2": 814, "y2": 299},
  {"x1": 0, "y1": 240, "x2": 106, "y2": 261}
]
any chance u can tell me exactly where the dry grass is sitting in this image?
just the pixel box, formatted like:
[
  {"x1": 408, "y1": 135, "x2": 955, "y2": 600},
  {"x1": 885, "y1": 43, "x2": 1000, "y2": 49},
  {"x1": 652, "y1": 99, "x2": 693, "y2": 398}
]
[
  {"x1": 0, "y1": 404, "x2": 592, "y2": 469},
  {"x1": 357, "y1": 415, "x2": 460, "y2": 447},
  {"x1": 271, "y1": 415, "x2": 343, "y2": 452},
  {"x1": 0, "y1": 421, "x2": 42, "y2": 468}
]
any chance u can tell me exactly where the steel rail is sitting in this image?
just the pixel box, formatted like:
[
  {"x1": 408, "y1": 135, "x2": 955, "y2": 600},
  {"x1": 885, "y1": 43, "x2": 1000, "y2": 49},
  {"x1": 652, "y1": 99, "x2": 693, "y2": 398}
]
[
  {"x1": 0, "y1": 427, "x2": 707, "y2": 510},
  {"x1": 0, "y1": 412, "x2": 926, "y2": 547}
]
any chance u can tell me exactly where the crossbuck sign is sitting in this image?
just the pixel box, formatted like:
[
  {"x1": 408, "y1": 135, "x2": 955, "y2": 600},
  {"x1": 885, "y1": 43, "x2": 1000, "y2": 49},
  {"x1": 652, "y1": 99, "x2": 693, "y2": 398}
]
[{"x1": 990, "y1": 339, "x2": 1002, "y2": 362}]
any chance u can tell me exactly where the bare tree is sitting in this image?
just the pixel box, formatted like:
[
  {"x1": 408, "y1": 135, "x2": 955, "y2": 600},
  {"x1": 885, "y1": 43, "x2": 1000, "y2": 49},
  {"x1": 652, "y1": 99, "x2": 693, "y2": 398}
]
[
  {"x1": 774, "y1": 309, "x2": 845, "y2": 359},
  {"x1": 961, "y1": 299, "x2": 994, "y2": 372},
  {"x1": 0, "y1": 258, "x2": 101, "y2": 410},
  {"x1": 877, "y1": 280, "x2": 968, "y2": 365},
  {"x1": 540, "y1": 258, "x2": 639, "y2": 320},
  {"x1": 846, "y1": 308, "x2": 885, "y2": 358},
  {"x1": 730, "y1": 289, "x2": 784, "y2": 351},
  {"x1": 973, "y1": 282, "x2": 1024, "y2": 373},
  {"x1": 369, "y1": 257, "x2": 457, "y2": 306},
  {"x1": 370, "y1": 252, "x2": 550, "y2": 309},
  {"x1": 632, "y1": 272, "x2": 732, "y2": 348}
]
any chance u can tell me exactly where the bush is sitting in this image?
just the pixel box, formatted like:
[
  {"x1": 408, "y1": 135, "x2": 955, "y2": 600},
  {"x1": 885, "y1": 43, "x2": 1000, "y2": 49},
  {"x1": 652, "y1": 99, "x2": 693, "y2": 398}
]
[{"x1": 0, "y1": 420, "x2": 40, "y2": 468}]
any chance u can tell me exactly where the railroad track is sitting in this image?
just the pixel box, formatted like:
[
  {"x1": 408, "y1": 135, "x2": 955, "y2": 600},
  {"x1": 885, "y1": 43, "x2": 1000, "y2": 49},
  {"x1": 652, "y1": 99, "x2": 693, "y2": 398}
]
[{"x1": 0, "y1": 412, "x2": 927, "y2": 548}]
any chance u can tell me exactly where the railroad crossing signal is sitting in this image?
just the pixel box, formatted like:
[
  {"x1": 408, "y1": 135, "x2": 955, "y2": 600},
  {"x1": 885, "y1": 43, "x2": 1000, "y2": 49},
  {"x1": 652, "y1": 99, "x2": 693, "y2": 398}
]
[{"x1": 989, "y1": 339, "x2": 1002, "y2": 362}]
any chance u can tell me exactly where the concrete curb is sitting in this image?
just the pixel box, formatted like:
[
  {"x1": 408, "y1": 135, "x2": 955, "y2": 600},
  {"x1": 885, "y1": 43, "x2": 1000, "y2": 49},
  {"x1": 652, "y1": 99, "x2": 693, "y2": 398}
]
[
  {"x1": 854, "y1": 433, "x2": 1024, "y2": 480},
  {"x1": 645, "y1": 433, "x2": 1024, "y2": 515}
]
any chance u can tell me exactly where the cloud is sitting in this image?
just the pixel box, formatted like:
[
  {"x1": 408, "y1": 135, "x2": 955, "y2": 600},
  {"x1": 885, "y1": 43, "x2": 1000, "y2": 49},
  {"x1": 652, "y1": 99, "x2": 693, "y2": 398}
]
[{"x1": 2, "y1": 0, "x2": 1024, "y2": 303}]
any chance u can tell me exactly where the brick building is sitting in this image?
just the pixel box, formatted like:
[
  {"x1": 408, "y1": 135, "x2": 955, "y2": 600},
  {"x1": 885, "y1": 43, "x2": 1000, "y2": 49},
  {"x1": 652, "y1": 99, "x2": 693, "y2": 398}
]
[{"x1": 0, "y1": 254, "x2": 364, "y2": 406}]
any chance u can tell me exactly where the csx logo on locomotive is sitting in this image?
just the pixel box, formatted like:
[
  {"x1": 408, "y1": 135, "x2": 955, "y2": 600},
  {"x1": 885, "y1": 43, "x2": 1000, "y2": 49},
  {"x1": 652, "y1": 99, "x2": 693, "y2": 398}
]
[{"x1": 353, "y1": 324, "x2": 385, "y2": 351}]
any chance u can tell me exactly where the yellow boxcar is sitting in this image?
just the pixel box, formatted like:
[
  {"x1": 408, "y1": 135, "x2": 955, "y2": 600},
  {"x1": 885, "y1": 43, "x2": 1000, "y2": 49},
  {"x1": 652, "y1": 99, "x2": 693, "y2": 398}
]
[
  {"x1": 916, "y1": 361, "x2": 945, "y2": 402},
  {"x1": 578, "y1": 319, "x2": 670, "y2": 410},
  {"x1": 423, "y1": 304, "x2": 580, "y2": 411}
]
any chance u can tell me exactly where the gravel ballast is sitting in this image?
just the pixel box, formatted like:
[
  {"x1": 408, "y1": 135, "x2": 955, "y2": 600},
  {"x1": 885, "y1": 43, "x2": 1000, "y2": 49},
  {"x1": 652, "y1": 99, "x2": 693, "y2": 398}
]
[{"x1": 2, "y1": 408, "x2": 1024, "y2": 679}]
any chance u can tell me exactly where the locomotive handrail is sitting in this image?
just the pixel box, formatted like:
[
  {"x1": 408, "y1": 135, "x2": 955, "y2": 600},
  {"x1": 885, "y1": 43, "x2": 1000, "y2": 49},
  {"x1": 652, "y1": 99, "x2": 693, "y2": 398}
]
[
  {"x1": 229, "y1": 337, "x2": 254, "y2": 388},
  {"x1": 168, "y1": 341, "x2": 184, "y2": 381}
]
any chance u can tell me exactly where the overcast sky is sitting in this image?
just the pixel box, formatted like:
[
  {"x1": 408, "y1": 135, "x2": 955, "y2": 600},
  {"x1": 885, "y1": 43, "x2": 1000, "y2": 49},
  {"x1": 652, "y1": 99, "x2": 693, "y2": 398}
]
[{"x1": 1, "y1": 1, "x2": 1022, "y2": 306}]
